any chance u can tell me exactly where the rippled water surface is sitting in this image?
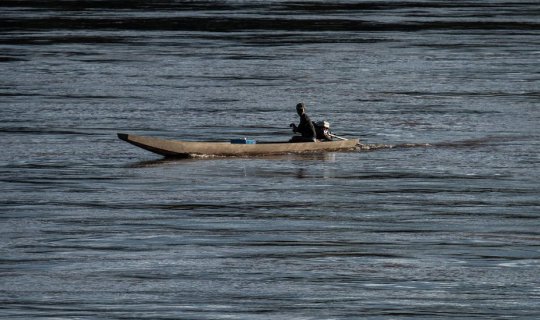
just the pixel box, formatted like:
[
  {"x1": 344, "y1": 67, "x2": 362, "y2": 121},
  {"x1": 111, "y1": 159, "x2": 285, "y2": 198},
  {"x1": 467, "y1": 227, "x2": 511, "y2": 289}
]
[{"x1": 1, "y1": 1, "x2": 539, "y2": 319}]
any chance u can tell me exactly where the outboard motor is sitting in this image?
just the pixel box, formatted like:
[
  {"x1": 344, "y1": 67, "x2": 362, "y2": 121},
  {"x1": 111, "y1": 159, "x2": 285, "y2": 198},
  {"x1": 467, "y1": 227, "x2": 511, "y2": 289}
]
[{"x1": 313, "y1": 120, "x2": 332, "y2": 141}]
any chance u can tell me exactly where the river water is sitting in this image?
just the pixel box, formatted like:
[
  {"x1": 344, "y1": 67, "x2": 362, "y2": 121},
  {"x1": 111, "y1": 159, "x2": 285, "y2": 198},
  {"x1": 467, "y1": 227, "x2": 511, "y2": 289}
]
[{"x1": 1, "y1": 1, "x2": 539, "y2": 319}]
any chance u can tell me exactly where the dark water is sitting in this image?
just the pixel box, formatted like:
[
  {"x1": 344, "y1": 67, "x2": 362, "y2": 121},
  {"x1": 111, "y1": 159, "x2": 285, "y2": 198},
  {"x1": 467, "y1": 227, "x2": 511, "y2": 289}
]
[{"x1": 1, "y1": 1, "x2": 539, "y2": 319}]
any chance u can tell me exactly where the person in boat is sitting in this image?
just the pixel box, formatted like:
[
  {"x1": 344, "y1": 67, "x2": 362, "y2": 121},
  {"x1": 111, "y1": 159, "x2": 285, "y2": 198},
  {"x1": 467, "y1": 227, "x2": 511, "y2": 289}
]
[{"x1": 289, "y1": 103, "x2": 317, "y2": 142}]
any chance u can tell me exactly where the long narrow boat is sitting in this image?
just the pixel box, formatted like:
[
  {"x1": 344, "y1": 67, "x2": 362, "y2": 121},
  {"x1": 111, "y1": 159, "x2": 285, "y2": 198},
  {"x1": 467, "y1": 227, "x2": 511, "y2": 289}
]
[{"x1": 118, "y1": 133, "x2": 359, "y2": 158}]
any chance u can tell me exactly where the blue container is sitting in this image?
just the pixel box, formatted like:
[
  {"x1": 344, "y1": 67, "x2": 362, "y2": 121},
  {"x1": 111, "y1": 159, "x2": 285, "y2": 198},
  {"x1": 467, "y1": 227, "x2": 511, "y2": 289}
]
[{"x1": 230, "y1": 138, "x2": 256, "y2": 144}]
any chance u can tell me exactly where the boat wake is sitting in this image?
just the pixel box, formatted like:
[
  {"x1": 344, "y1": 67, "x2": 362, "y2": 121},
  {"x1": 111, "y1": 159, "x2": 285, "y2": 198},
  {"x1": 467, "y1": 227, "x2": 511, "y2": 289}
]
[
  {"x1": 358, "y1": 142, "x2": 431, "y2": 151},
  {"x1": 358, "y1": 135, "x2": 527, "y2": 151}
]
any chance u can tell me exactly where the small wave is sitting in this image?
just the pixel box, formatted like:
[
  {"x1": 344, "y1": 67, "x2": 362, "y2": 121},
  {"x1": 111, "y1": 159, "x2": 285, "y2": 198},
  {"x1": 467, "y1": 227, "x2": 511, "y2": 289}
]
[
  {"x1": 0, "y1": 56, "x2": 26, "y2": 62},
  {"x1": 4, "y1": 16, "x2": 538, "y2": 32},
  {"x1": 0, "y1": 127, "x2": 90, "y2": 135}
]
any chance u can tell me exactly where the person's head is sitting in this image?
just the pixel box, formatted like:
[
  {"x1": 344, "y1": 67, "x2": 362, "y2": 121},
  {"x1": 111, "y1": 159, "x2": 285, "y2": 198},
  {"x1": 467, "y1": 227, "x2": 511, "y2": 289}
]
[{"x1": 296, "y1": 103, "x2": 305, "y2": 115}]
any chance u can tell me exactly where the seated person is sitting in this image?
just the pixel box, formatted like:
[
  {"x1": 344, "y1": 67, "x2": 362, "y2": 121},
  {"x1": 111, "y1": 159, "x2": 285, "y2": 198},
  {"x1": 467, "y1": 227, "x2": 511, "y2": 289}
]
[{"x1": 289, "y1": 103, "x2": 317, "y2": 142}]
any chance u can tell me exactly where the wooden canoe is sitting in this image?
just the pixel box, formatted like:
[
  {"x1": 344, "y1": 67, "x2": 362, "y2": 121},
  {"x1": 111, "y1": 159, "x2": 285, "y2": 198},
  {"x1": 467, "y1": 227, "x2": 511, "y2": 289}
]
[{"x1": 118, "y1": 133, "x2": 359, "y2": 158}]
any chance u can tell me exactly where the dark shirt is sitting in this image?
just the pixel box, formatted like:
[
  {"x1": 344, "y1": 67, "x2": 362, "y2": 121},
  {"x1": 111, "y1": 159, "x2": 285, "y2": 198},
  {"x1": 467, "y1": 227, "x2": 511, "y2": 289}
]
[{"x1": 297, "y1": 113, "x2": 316, "y2": 139}]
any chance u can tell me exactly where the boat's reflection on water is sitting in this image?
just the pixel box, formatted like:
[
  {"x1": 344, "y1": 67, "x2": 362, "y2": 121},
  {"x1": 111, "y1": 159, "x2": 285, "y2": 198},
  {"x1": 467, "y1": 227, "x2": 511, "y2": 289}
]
[{"x1": 128, "y1": 152, "x2": 338, "y2": 168}]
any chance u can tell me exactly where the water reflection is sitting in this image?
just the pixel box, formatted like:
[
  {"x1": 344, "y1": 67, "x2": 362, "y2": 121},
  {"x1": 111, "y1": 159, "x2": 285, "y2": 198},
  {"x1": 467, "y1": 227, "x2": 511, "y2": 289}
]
[{"x1": 127, "y1": 151, "x2": 339, "y2": 167}]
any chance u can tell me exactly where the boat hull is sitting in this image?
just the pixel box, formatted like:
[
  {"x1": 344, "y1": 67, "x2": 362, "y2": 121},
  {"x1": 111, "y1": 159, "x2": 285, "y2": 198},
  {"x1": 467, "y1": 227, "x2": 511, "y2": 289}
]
[{"x1": 118, "y1": 133, "x2": 359, "y2": 158}]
